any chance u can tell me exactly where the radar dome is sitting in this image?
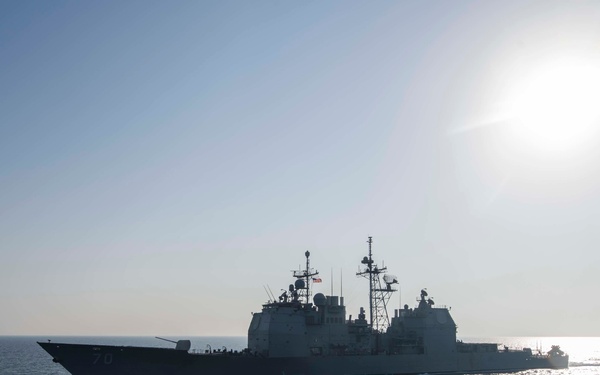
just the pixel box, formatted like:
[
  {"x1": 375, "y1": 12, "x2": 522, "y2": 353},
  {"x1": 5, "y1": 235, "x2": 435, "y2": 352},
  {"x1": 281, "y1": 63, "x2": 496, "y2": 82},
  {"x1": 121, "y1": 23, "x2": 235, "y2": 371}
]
[
  {"x1": 383, "y1": 274, "x2": 398, "y2": 284},
  {"x1": 313, "y1": 293, "x2": 326, "y2": 306},
  {"x1": 294, "y1": 279, "x2": 306, "y2": 289}
]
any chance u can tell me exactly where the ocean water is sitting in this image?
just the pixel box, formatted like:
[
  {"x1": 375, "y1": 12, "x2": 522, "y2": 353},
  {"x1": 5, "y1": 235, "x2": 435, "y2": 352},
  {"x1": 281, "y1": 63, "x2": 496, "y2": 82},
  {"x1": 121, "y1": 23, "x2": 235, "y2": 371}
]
[{"x1": 1, "y1": 336, "x2": 598, "y2": 375}]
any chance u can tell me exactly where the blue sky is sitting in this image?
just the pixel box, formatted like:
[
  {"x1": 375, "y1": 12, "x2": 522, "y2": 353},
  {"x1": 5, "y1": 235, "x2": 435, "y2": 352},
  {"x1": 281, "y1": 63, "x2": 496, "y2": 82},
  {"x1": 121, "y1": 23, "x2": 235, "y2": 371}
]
[{"x1": 2, "y1": 1, "x2": 600, "y2": 336}]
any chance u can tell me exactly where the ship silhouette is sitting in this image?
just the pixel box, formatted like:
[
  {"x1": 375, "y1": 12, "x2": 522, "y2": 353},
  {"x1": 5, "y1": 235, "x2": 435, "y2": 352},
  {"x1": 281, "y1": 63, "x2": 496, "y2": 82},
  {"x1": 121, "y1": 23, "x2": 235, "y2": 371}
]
[{"x1": 39, "y1": 237, "x2": 568, "y2": 374}]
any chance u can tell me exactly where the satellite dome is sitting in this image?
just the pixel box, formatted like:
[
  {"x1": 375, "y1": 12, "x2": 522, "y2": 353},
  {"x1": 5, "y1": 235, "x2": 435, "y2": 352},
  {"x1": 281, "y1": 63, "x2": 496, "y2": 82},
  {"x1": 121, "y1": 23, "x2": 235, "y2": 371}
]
[
  {"x1": 313, "y1": 293, "x2": 326, "y2": 306},
  {"x1": 383, "y1": 274, "x2": 398, "y2": 284},
  {"x1": 294, "y1": 279, "x2": 306, "y2": 289}
]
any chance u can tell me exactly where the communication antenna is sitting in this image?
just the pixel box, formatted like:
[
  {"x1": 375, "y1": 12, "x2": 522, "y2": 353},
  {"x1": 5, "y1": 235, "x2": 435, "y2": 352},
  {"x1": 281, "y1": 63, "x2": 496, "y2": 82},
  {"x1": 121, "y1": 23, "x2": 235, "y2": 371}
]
[
  {"x1": 399, "y1": 285, "x2": 402, "y2": 310},
  {"x1": 340, "y1": 268, "x2": 343, "y2": 297},
  {"x1": 263, "y1": 285, "x2": 275, "y2": 302},
  {"x1": 266, "y1": 285, "x2": 276, "y2": 302},
  {"x1": 331, "y1": 268, "x2": 334, "y2": 296}
]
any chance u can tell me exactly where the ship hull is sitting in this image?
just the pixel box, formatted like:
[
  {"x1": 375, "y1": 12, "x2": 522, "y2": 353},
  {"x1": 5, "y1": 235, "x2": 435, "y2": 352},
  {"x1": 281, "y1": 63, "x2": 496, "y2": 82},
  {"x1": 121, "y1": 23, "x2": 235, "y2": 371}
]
[{"x1": 38, "y1": 342, "x2": 568, "y2": 375}]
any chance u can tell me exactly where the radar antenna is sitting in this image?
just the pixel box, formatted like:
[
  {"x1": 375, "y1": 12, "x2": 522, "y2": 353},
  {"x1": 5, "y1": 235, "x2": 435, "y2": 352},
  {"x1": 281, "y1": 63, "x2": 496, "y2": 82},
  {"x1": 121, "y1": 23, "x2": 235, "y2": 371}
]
[{"x1": 356, "y1": 237, "x2": 398, "y2": 331}]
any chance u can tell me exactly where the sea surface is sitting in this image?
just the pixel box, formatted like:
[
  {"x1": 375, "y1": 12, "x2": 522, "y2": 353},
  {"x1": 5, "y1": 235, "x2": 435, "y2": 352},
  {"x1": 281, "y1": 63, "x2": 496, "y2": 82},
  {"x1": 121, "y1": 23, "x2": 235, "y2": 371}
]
[{"x1": 1, "y1": 336, "x2": 598, "y2": 375}]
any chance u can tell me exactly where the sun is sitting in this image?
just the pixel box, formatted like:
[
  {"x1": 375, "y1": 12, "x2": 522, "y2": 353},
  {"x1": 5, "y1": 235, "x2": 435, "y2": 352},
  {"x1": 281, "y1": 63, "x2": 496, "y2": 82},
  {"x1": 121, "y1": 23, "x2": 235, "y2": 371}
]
[{"x1": 507, "y1": 58, "x2": 600, "y2": 157}]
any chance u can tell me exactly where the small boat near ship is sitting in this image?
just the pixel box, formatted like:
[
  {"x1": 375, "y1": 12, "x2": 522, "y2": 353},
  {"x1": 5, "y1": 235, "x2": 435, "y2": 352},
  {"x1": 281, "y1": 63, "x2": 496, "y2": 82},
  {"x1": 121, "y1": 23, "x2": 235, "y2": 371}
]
[{"x1": 39, "y1": 237, "x2": 568, "y2": 374}]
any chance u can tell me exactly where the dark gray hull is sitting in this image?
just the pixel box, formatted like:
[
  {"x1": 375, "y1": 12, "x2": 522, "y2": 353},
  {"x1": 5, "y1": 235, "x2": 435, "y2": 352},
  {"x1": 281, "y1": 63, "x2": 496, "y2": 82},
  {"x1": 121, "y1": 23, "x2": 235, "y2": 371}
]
[{"x1": 38, "y1": 342, "x2": 569, "y2": 375}]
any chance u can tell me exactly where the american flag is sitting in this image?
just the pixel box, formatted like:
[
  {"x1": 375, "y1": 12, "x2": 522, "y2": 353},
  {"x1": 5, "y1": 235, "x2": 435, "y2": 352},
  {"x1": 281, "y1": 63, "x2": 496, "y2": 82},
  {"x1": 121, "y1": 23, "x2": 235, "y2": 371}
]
[{"x1": 312, "y1": 277, "x2": 322, "y2": 283}]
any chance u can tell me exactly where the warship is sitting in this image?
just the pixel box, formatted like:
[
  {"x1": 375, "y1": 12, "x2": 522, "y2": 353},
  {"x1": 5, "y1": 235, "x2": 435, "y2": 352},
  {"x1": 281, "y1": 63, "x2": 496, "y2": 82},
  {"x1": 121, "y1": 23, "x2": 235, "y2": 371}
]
[{"x1": 39, "y1": 237, "x2": 568, "y2": 374}]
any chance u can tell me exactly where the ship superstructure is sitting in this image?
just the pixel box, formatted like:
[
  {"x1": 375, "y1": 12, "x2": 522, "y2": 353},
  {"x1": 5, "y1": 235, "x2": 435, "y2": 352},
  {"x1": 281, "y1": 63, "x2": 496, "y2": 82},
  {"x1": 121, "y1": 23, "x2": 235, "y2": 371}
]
[
  {"x1": 248, "y1": 237, "x2": 459, "y2": 360},
  {"x1": 246, "y1": 237, "x2": 567, "y2": 371}
]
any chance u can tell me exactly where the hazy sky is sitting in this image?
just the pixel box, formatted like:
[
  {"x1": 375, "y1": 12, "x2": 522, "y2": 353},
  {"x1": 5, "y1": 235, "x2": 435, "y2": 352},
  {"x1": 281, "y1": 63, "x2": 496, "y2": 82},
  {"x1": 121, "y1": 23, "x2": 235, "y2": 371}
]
[{"x1": 2, "y1": 1, "x2": 600, "y2": 337}]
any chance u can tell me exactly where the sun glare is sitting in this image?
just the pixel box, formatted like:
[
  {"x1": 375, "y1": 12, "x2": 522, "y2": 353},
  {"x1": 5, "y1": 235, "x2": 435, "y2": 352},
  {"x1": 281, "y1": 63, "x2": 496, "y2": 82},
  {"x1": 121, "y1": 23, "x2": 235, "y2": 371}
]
[{"x1": 508, "y1": 59, "x2": 600, "y2": 157}]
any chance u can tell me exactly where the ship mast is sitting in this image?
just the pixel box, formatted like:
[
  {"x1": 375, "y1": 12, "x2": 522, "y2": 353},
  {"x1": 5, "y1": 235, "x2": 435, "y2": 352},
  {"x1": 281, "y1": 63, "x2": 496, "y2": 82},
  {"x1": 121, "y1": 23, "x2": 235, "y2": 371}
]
[
  {"x1": 306, "y1": 251, "x2": 311, "y2": 301},
  {"x1": 293, "y1": 251, "x2": 319, "y2": 304},
  {"x1": 356, "y1": 237, "x2": 398, "y2": 331}
]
